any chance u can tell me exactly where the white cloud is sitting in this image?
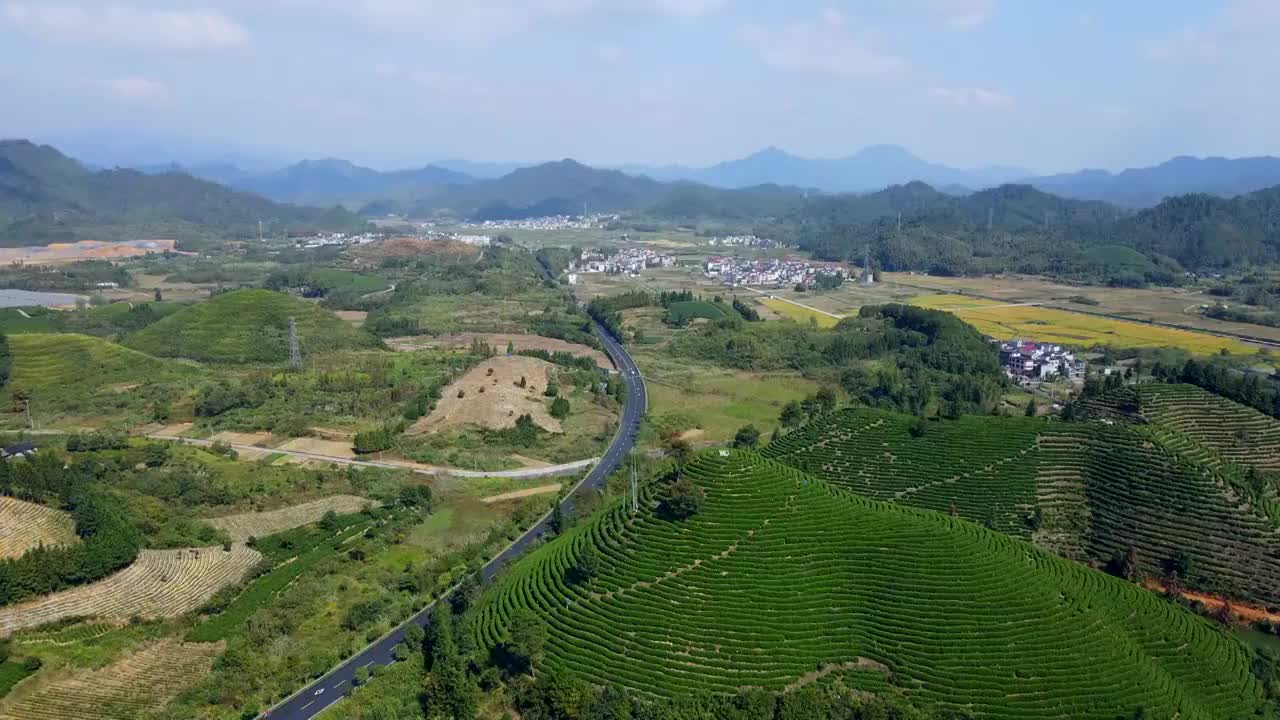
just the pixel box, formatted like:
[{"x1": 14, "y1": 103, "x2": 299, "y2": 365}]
[
  {"x1": 741, "y1": 9, "x2": 907, "y2": 81},
  {"x1": 926, "y1": 86, "x2": 1014, "y2": 111},
  {"x1": 854, "y1": 0, "x2": 995, "y2": 30},
  {"x1": 105, "y1": 75, "x2": 169, "y2": 103},
  {"x1": 1143, "y1": 0, "x2": 1280, "y2": 62},
  {"x1": 1, "y1": 3, "x2": 248, "y2": 50},
  {"x1": 1142, "y1": 29, "x2": 1218, "y2": 61},
  {"x1": 594, "y1": 43, "x2": 624, "y2": 64},
  {"x1": 288, "y1": 0, "x2": 722, "y2": 38}
]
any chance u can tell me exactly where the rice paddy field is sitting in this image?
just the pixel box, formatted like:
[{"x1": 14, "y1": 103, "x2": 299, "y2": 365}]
[
  {"x1": 911, "y1": 294, "x2": 1258, "y2": 355},
  {"x1": 471, "y1": 450, "x2": 1268, "y2": 718}
]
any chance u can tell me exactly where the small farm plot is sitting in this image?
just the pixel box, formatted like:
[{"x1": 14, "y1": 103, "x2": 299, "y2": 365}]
[
  {"x1": 664, "y1": 300, "x2": 727, "y2": 324},
  {"x1": 758, "y1": 297, "x2": 841, "y2": 328},
  {"x1": 471, "y1": 451, "x2": 1266, "y2": 719},
  {"x1": 0, "y1": 497, "x2": 77, "y2": 560},
  {"x1": 204, "y1": 495, "x2": 373, "y2": 543},
  {"x1": 0, "y1": 545, "x2": 261, "y2": 636},
  {"x1": 0, "y1": 638, "x2": 221, "y2": 720}
]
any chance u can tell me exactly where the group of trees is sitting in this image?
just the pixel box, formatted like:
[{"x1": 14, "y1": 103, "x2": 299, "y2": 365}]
[
  {"x1": 0, "y1": 452, "x2": 141, "y2": 606},
  {"x1": 1169, "y1": 358, "x2": 1280, "y2": 418},
  {"x1": 511, "y1": 676, "x2": 976, "y2": 720},
  {"x1": 780, "y1": 389, "x2": 837, "y2": 430}
]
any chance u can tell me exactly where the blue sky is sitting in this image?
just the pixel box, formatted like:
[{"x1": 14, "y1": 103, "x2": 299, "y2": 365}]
[{"x1": 1, "y1": 1, "x2": 1276, "y2": 172}]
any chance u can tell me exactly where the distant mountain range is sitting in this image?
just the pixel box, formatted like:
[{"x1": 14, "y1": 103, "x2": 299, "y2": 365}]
[
  {"x1": 619, "y1": 145, "x2": 1030, "y2": 194},
  {"x1": 105, "y1": 142, "x2": 1280, "y2": 213},
  {"x1": 1028, "y1": 155, "x2": 1280, "y2": 207},
  {"x1": 0, "y1": 140, "x2": 362, "y2": 245}
]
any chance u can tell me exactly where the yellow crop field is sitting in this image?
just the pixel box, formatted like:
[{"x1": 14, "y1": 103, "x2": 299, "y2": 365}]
[
  {"x1": 759, "y1": 297, "x2": 842, "y2": 329},
  {"x1": 911, "y1": 294, "x2": 1257, "y2": 355}
]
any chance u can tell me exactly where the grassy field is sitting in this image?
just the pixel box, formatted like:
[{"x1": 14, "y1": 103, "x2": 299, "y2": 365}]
[
  {"x1": 912, "y1": 294, "x2": 1258, "y2": 354},
  {"x1": 471, "y1": 450, "x2": 1267, "y2": 718},
  {"x1": 758, "y1": 296, "x2": 842, "y2": 328},
  {"x1": 125, "y1": 289, "x2": 383, "y2": 363},
  {"x1": 632, "y1": 346, "x2": 820, "y2": 445}
]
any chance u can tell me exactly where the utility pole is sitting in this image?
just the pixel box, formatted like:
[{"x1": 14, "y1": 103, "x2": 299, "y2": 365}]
[
  {"x1": 896, "y1": 212, "x2": 902, "y2": 234},
  {"x1": 288, "y1": 317, "x2": 303, "y2": 371},
  {"x1": 258, "y1": 219, "x2": 264, "y2": 243},
  {"x1": 24, "y1": 397, "x2": 32, "y2": 430},
  {"x1": 987, "y1": 207, "x2": 993, "y2": 233}
]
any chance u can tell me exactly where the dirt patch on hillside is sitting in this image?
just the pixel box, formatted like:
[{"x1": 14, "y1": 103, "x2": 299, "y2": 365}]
[
  {"x1": 388, "y1": 333, "x2": 610, "y2": 367},
  {"x1": 335, "y1": 310, "x2": 368, "y2": 327},
  {"x1": 409, "y1": 355, "x2": 562, "y2": 434},
  {"x1": 151, "y1": 422, "x2": 193, "y2": 438},
  {"x1": 207, "y1": 495, "x2": 372, "y2": 542},
  {"x1": 355, "y1": 237, "x2": 484, "y2": 261},
  {"x1": 481, "y1": 484, "x2": 561, "y2": 504},
  {"x1": 311, "y1": 426, "x2": 355, "y2": 441},
  {"x1": 276, "y1": 437, "x2": 356, "y2": 458},
  {"x1": 209, "y1": 431, "x2": 273, "y2": 447}
]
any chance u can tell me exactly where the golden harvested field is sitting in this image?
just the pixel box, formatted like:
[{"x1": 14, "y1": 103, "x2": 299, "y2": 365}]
[
  {"x1": 912, "y1": 294, "x2": 1257, "y2": 354},
  {"x1": 887, "y1": 272, "x2": 1280, "y2": 344},
  {"x1": 409, "y1": 355, "x2": 562, "y2": 434},
  {"x1": 0, "y1": 638, "x2": 222, "y2": 720},
  {"x1": 0, "y1": 545, "x2": 261, "y2": 636},
  {"x1": 0, "y1": 497, "x2": 77, "y2": 559},
  {"x1": 758, "y1": 297, "x2": 842, "y2": 328},
  {"x1": 204, "y1": 495, "x2": 373, "y2": 543}
]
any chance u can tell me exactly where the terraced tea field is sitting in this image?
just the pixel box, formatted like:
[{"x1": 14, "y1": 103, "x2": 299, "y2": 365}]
[
  {"x1": 764, "y1": 406, "x2": 1280, "y2": 606},
  {"x1": 1132, "y1": 383, "x2": 1280, "y2": 472},
  {"x1": 0, "y1": 638, "x2": 221, "y2": 720},
  {"x1": 763, "y1": 410, "x2": 1044, "y2": 535},
  {"x1": 911, "y1": 294, "x2": 1256, "y2": 355},
  {"x1": 472, "y1": 451, "x2": 1265, "y2": 718},
  {"x1": 0, "y1": 545, "x2": 260, "y2": 636},
  {"x1": 205, "y1": 494, "x2": 372, "y2": 542},
  {"x1": 0, "y1": 497, "x2": 77, "y2": 559}
]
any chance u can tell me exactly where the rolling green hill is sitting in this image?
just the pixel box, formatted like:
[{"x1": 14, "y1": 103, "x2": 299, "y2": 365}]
[
  {"x1": 8, "y1": 333, "x2": 196, "y2": 423},
  {"x1": 472, "y1": 451, "x2": 1266, "y2": 718},
  {"x1": 763, "y1": 405, "x2": 1280, "y2": 607},
  {"x1": 123, "y1": 289, "x2": 383, "y2": 363},
  {"x1": 0, "y1": 140, "x2": 364, "y2": 244}
]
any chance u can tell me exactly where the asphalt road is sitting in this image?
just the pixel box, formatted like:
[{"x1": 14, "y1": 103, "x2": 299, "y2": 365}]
[{"x1": 259, "y1": 320, "x2": 646, "y2": 720}]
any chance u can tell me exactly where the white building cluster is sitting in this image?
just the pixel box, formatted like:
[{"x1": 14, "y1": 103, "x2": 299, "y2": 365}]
[
  {"x1": 996, "y1": 340, "x2": 1086, "y2": 383},
  {"x1": 707, "y1": 234, "x2": 784, "y2": 248},
  {"x1": 293, "y1": 232, "x2": 381, "y2": 248},
  {"x1": 465, "y1": 214, "x2": 618, "y2": 231},
  {"x1": 572, "y1": 247, "x2": 675, "y2": 275},
  {"x1": 704, "y1": 256, "x2": 847, "y2": 288}
]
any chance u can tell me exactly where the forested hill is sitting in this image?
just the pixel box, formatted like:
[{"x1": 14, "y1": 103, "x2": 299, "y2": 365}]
[
  {"x1": 777, "y1": 180, "x2": 1280, "y2": 279},
  {"x1": 0, "y1": 140, "x2": 366, "y2": 245}
]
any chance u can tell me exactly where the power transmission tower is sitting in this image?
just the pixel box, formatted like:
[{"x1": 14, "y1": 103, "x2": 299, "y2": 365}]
[
  {"x1": 288, "y1": 317, "x2": 303, "y2": 371},
  {"x1": 987, "y1": 207, "x2": 993, "y2": 232},
  {"x1": 863, "y1": 244, "x2": 874, "y2": 285},
  {"x1": 896, "y1": 212, "x2": 902, "y2": 233}
]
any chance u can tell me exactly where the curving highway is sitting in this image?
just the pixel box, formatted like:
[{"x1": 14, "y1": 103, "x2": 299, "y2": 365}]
[{"x1": 259, "y1": 319, "x2": 645, "y2": 720}]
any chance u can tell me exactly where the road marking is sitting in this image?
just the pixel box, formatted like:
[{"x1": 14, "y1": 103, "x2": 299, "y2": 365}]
[{"x1": 300, "y1": 700, "x2": 314, "y2": 710}]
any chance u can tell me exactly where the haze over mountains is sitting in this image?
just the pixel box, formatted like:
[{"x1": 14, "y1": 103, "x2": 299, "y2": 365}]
[
  {"x1": 108, "y1": 142, "x2": 1280, "y2": 213},
  {"x1": 8, "y1": 137, "x2": 1280, "y2": 274}
]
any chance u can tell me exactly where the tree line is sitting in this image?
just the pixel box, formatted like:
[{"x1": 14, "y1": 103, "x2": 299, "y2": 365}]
[{"x1": 0, "y1": 451, "x2": 141, "y2": 607}]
